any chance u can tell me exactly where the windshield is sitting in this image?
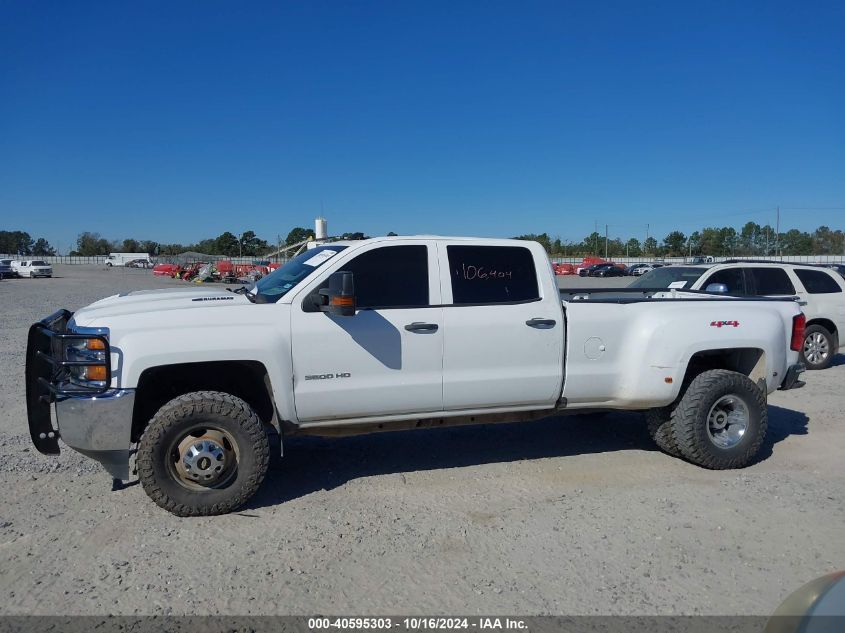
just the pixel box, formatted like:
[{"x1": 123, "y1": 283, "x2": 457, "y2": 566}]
[
  {"x1": 251, "y1": 245, "x2": 347, "y2": 303},
  {"x1": 629, "y1": 266, "x2": 707, "y2": 289}
]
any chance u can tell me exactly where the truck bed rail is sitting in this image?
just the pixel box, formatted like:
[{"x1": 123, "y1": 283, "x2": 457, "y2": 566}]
[{"x1": 560, "y1": 287, "x2": 801, "y2": 304}]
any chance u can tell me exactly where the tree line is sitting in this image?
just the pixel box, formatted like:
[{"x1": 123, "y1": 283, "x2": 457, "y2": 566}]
[
  {"x1": 0, "y1": 227, "x2": 374, "y2": 258},
  {"x1": 5, "y1": 222, "x2": 841, "y2": 259},
  {"x1": 0, "y1": 231, "x2": 57, "y2": 256},
  {"x1": 516, "y1": 222, "x2": 845, "y2": 258}
]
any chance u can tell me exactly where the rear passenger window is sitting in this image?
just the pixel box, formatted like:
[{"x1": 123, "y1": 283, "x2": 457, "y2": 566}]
[
  {"x1": 750, "y1": 268, "x2": 795, "y2": 295},
  {"x1": 795, "y1": 269, "x2": 842, "y2": 294},
  {"x1": 447, "y1": 245, "x2": 539, "y2": 304}
]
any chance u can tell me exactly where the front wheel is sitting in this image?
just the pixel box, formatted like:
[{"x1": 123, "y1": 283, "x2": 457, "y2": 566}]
[
  {"x1": 801, "y1": 325, "x2": 834, "y2": 370},
  {"x1": 137, "y1": 391, "x2": 270, "y2": 516},
  {"x1": 29, "y1": 272, "x2": 35, "y2": 278},
  {"x1": 670, "y1": 369, "x2": 767, "y2": 469}
]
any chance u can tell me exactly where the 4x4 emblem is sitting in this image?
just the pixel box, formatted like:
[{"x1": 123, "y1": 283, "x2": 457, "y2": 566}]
[{"x1": 710, "y1": 320, "x2": 740, "y2": 328}]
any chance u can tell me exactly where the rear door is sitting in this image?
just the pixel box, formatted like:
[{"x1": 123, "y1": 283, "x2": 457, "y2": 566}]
[
  {"x1": 439, "y1": 243, "x2": 563, "y2": 411},
  {"x1": 746, "y1": 267, "x2": 797, "y2": 298}
]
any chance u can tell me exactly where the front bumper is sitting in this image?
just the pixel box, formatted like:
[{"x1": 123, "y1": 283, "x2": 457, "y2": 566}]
[
  {"x1": 55, "y1": 390, "x2": 136, "y2": 479},
  {"x1": 779, "y1": 363, "x2": 806, "y2": 391}
]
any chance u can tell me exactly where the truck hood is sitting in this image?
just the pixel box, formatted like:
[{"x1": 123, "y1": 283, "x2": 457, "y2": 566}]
[{"x1": 71, "y1": 287, "x2": 252, "y2": 325}]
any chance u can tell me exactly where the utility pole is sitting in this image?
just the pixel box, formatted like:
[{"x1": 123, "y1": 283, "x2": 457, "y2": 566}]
[
  {"x1": 775, "y1": 206, "x2": 780, "y2": 257},
  {"x1": 645, "y1": 223, "x2": 650, "y2": 251},
  {"x1": 605, "y1": 224, "x2": 609, "y2": 258},
  {"x1": 594, "y1": 220, "x2": 598, "y2": 255}
]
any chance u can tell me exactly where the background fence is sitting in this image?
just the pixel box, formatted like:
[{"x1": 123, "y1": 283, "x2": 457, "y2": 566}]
[
  {"x1": 551, "y1": 254, "x2": 845, "y2": 265},
  {"x1": 4, "y1": 252, "x2": 844, "y2": 267},
  {"x1": 0, "y1": 254, "x2": 289, "y2": 266},
  {"x1": 0, "y1": 254, "x2": 108, "y2": 265}
]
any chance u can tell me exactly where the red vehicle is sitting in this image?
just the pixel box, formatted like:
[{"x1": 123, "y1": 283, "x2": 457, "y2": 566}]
[
  {"x1": 215, "y1": 260, "x2": 235, "y2": 276},
  {"x1": 552, "y1": 263, "x2": 575, "y2": 276},
  {"x1": 152, "y1": 263, "x2": 180, "y2": 277}
]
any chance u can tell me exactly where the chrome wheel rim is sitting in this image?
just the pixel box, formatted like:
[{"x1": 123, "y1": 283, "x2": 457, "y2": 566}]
[
  {"x1": 803, "y1": 332, "x2": 829, "y2": 365},
  {"x1": 169, "y1": 427, "x2": 239, "y2": 490},
  {"x1": 707, "y1": 395, "x2": 749, "y2": 449}
]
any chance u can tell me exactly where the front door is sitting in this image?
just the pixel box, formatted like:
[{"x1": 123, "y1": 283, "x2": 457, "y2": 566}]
[{"x1": 290, "y1": 242, "x2": 444, "y2": 422}]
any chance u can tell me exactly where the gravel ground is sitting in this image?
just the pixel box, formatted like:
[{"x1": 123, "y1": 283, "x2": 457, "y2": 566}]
[{"x1": 0, "y1": 266, "x2": 842, "y2": 616}]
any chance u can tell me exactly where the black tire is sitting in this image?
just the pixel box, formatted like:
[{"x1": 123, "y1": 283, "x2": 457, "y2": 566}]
[
  {"x1": 137, "y1": 391, "x2": 270, "y2": 516},
  {"x1": 670, "y1": 369, "x2": 767, "y2": 469},
  {"x1": 644, "y1": 407, "x2": 681, "y2": 457},
  {"x1": 801, "y1": 325, "x2": 834, "y2": 370}
]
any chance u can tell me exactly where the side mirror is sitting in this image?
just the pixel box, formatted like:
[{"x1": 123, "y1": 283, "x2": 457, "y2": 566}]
[
  {"x1": 705, "y1": 283, "x2": 728, "y2": 294},
  {"x1": 319, "y1": 271, "x2": 356, "y2": 316}
]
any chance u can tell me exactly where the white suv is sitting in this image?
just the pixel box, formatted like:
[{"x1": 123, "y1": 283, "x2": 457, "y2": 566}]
[{"x1": 633, "y1": 261, "x2": 845, "y2": 369}]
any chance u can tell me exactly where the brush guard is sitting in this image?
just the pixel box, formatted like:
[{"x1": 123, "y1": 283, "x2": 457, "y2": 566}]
[{"x1": 25, "y1": 309, "x2": 111, "y2": 454}]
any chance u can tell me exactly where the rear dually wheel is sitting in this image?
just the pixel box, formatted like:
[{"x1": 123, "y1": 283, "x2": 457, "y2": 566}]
[{"x1": 669, "y1": 369, "x2": 767, "y2": 469}]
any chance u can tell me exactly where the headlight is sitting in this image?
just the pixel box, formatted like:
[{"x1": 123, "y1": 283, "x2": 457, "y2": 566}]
[{"x1": 65, "y1": 337, "x2": 109, "y2": 384}]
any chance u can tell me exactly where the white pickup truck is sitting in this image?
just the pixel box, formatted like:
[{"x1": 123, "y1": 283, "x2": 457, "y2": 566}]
[{"x1": 26, "y1": 237, "x2": 807, "y2": 516}]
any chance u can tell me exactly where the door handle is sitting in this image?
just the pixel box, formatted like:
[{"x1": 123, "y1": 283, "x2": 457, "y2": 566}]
[
  {"x1": 404, "y1": 322, "x2": 439, "y2": 333},
  {"x1": 525, "y1": 318, "x2": 556, "y2": 328}
]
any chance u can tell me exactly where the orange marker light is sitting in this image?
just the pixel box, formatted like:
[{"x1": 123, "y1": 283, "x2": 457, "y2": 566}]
[
  {"x1": 330, "y1": 296, "x2": 355, "y2": 307},
  {"x1": 664, "y1": 377, "x2": 673, "y2": 384},
  {"x1": 86, "y1": 338, "x2": 106, "y2": 351},
  {"x1": 87, "y1": 365, "x2": 108, "y2": 382}
]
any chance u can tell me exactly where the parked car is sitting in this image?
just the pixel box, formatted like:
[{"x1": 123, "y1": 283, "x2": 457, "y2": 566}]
[
  {"x1": 579, "y1": 263, "x2": 610, "y2": 277},
  {"x1": 105, "y1": 253, "x2": 153, "y2": 267},
  {"x1": 625, "y1": 263, "x2": 648, "y2": 276},
  {"x1": 12, "y1": 260, "x2": 52, "y2": 278},
  {"x1": 631, "y1": 263, "x2": 664, "y2": 276},
  {"x1": 575, "y1": 256, "x2": 608, "y2": 276},
  {"x1": 0, "y1": 259, "x2": 13, "y2": 279},
  {"x1": 26, "y1": 236, "x2": 805, "y2": 515},
  {"x1": 125, "y1": 258, "x2": 154, "y2": 269},
  {"x1": 631, "y1": 260, "x2": 845, "y2": 369},
  {"x1": 590, "y1": 263, "x2": 625, "y2": 277}
]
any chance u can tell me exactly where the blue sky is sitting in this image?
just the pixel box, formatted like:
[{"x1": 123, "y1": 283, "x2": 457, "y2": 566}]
[{"x1": 1, "y1": 1, "x2": 843, "y2": 252}]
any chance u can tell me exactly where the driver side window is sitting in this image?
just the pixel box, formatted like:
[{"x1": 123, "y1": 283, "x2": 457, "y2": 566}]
[{"x1": 313, "y1": 245, "x2": 430, "y2": 310}]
